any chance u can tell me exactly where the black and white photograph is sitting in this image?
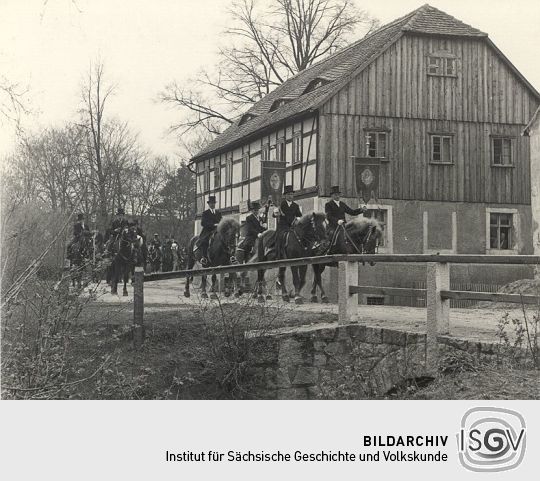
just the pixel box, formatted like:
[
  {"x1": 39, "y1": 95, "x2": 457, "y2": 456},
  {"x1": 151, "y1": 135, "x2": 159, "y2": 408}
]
[
  {"x1": 1, "y1": 4, "x2": 540, "y2": 477},
  {"x1": 1, "y1": 0, "x2": 539, "y2": 403}
]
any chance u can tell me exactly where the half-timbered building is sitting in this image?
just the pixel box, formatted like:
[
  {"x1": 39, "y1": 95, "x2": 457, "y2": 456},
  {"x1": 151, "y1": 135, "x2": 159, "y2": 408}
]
[{"x1": 190, "y1": 4, "x2": 540, "y2": 298}]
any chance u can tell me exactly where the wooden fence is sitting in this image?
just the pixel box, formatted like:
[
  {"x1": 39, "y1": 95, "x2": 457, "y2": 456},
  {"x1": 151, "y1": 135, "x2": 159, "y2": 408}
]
[{"x1": 132, "y1": 254, "x2": 540, "y2": 371}]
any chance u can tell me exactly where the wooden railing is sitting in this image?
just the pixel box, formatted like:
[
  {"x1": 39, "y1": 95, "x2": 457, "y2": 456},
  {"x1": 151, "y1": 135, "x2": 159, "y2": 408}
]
[{"x1": 132, "y1": 254, "x2": 540, "y2": 370}]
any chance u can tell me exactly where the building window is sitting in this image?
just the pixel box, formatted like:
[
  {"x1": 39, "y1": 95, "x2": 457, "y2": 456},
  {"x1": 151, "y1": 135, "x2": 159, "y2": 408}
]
[
  {"x1": 430, "y1": 134, "x2": 453, "y2": 163},
  {"x1": 204, "y1": 166, "x2": 210, "y2": 192},
  {"x1": 427, "y1": 56, "x2": 456, "y2": 76},
  {"x1": 214, "y1": 163, "x2": 221, "y2": 189},
  {"x1": 489, "y1": 212, "x2": 513, "y2": 250},
  {"x1": 365, "y1": 208, "x2": 387, "y2": 247},
  {"x1": 366, "y1": 296, "x2": 385, "y2": 306},
  {"x1": 225, "y1": 154, "x2": 233, "y2": 186},
  {"x1": 292, "y1": 134, "x2": 302, "y2": 164},
  {"x1": 241, "y1": 152, "x2": 250, "y2": 180},
  {"x1": 276, "y1": 138, "x2": 285, "y2": 162},
  {"x1": 261, "y1": 143, "x2": 270, "y2": 162},
  {"x1": 366, "y1": 132, "x2": 387, "y2": 158},
  {"x1": 492, "y1": 137, "x2": 513, "y2": 166}
]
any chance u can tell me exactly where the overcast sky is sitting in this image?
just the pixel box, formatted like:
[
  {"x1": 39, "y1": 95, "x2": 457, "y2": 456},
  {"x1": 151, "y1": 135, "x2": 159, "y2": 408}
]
[{"x1": 1, "y1": 0, "x2": 539, "y2": 164}]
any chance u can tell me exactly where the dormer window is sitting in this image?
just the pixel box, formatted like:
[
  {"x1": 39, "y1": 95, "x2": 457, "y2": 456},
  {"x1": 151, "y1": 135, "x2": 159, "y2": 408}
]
[
  {"x1": 269, "y1": 99, "x2": 290, "y2": 112},
  {"x1": 239, "y1": 113, "x2": 256, "y2": 125},
  {"x1": 303, "y1": 78, "x2": 329, "y2": 94}
]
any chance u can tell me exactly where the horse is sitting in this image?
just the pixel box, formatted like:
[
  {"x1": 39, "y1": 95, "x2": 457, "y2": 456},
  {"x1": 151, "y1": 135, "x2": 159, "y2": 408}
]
[
  {"x1": 147, "y1": 243, "x2": 161, "y2": 273},
  {"x1": 250, "y1": 212, "x2": 328, "y2": 304},
  {"x1": 110, "y1": 226, "x2": 141, "y2": 296},
  {"x1": 310, "y1": 216, "x2": 383, "y2": 302},
  {"x1": 67, "y1": 233, "x2": 93, "y2": 288},
  {"x1": 184, "y1": 218, "x2": 240, "y2": 299}
]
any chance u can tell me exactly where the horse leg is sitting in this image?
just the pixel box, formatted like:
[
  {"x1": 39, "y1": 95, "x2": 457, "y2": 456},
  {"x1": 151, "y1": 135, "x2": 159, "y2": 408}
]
[
  {"x1": 292, "y1": 266, "x2": 305, "y2": 304},
  {"x1": 278, "y1": 267, "x2": 289, "y2": 302},
  {"x1": 184, "y1": 256, "x2": 195, "y2": 298},
  {"x1": 200, "y1": 275, "x2": 209, "y2": 299},
  {"x1": 318, "y1": 265, "x2": 329, "y2": 303},
  {"x1": 310, "y1": 265, "x2": 319, "y2": 302},
  {"x1": 255, "y1": 269, "x2": 266, "y2": 303},
  {"x1": 210, "y1": 274, "x2": 218, "y2": 300},
  {"x1": 123, "y1": 269, "x2": 129, "y2": 296},
  {"x1": 111, "y1": 262, "x2": 118, "y2": 295}
]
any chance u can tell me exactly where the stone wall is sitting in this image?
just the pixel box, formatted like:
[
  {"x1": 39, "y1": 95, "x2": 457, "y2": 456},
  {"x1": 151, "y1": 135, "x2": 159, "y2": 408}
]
[{"x1": 246, "y1": 322, "x2": 503, "y2": 400}]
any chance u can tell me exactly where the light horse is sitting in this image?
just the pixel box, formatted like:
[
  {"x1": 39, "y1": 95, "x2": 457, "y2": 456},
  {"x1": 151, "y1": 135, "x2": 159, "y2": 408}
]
[
  {"x1": 250, "y1": 212, "x2": 328, "y2": 304},
  {"x1": 110, "y1": 226, "x2": 142, "y2": 296},
  {"x1": 184, "y1": 218, "x2": 240, "y2": 299},
  {"x1": 310, "y1": 217, "x2": 383, "y2": 302}
]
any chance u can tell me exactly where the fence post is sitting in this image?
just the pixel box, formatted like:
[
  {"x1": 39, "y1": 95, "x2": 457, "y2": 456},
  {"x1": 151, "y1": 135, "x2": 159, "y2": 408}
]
[
  {"x1": 133, "y1": 266, "x2": 145, "y2": 348},
  {"x1": 426, "y1": 261, "x2": 450, "y2": 374},
  {"x1": 338, "y1": 260, "x2": 358, "y2": 324}
]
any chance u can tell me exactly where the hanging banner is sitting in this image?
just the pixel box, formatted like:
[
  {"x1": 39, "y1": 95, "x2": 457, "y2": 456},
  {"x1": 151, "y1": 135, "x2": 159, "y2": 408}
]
[
  {"x1": 261, "y1": 161, "x2": 286, "y2": 206},
  {"x1": 353, "y1": 157, "x2": 381, "y2": 204}
]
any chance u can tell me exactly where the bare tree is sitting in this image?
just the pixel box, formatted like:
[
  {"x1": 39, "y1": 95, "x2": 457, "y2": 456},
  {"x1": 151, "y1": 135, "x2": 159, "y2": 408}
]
[
  {"x1": 0, "y1": 75, "x2": 31, "y2": 128},
  {"x1": 79, "y1": 61, "x2": 116, "y2": 224},
  {"x1": 160, "y1": 0, "x2": 379, "y2": 140}
]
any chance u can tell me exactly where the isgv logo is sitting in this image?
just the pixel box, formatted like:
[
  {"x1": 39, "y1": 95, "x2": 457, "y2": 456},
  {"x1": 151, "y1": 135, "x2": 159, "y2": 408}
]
[{"x1": 457, "y1": 407, "x2": 526, "y2": 472}]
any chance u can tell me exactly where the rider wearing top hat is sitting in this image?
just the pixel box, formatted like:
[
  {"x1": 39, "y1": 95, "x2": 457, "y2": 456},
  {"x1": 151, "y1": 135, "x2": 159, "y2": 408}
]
[
  {"x1": 238, "y1": 200, "x2": 266, "y2": 259},
  {"x1": 273, "y1": 185, "x2": 302, "y2": 258},
  {"x1": 324, "y1": 185, "x2": 367, "y2": 238},
  {"x1": 196, "y1": 195, "x2": 222, "y2": 266}
]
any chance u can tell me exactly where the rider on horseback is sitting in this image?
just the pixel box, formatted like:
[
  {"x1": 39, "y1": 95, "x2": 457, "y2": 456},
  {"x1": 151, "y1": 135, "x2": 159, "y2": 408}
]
[
  {"x1": 67, "y1": 213, "x2": 91, "y2": 258},
  {"x1": 195, "y1": 195, "x2": 222, "y2": 267},
  {"x1": 105, "y1": 207, "x2": 129, "y2": 254},
  {"x1": 237, "y1": 200, "x2": 266, "y2": 260},
  {"x1": 273, "y1": 185, "x2": 302, "y2": 258},
  {"x1": 324, "y1": 185, "x2": 367, "y2": 239}
]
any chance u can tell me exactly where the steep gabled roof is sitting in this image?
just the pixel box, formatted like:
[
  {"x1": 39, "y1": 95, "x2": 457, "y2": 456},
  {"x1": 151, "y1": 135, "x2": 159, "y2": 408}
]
[{"x1": 191, "y1": 4, "x2": 535, "y2": 162}]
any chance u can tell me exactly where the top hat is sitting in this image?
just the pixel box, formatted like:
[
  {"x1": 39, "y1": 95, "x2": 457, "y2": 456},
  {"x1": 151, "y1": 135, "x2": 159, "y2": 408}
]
[
  {"x1": 207, "y1": 196, "x2": 217, "y2": 203},
  {"x1": 117, "y1": 207, "x2": 125, "y2": 215},
  {"x1": 77, "y1": 213, "x2": 84, "y2": 220},
  {"x1": 330, "y1": 185, "x2": 341, "y2": 195},
  {"x1": 249, "y1": 200, "x2": 261, "y2": 210},
  {"x1": 283, "y1": 185, "x2": 294, "y2": 194}
]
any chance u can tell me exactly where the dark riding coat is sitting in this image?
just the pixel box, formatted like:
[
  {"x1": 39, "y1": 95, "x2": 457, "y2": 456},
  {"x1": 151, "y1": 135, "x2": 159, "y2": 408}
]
[
  {"x1": 275, "y1": 200, "x2": 302, "y2": 232},
  {"x1": 239, "y1": 213, "x2": 265, "y2": 252},
  {"x1": 198, "y1": 209, "x2": 222, "y2": 248},
  {"x1": 325, "y1": 200, "x2": 365, "y2": 230}
]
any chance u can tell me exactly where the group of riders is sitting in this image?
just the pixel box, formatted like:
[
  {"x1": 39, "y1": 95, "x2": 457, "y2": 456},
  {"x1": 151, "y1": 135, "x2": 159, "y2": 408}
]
[
  {"x1": 194, "y1": 184, "x2": 370, "y2": 267},
  {"x1": 66, "y1": 183, "x2": 380, "y2": 299}
]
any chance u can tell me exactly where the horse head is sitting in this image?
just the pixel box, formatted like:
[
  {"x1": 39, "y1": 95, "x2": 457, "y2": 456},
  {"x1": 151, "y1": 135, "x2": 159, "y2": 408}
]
[
  {"x1": 216, "y1": 218, "x2": 240, "y2": 258},
  {"x1": 296, "y1": 212, "x2": 328, "y2": 243},
  {"x1": 345, "y1": 217, "x2": 383, "y2": 254}
]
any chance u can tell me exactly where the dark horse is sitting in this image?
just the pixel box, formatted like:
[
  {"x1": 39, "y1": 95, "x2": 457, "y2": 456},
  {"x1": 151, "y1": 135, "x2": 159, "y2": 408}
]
[
  {"x1": 67, "y1": 232, "x2": 93, "y2": 288},
  {"x1": 110, "y1": 227, "x2": 142, "y2": 296},
  {"x1": 310, "y1": 217, "x2": 383, "y2": 302},
  {"x1": 184, "y1": 218, "x2": 240, "y2": 299},
  {"x1": 147, "y1": 243, "x2": 161, "y2": 273},
  {"x1": 250, "y1": 212, "x2": 328, "y2": 304}
]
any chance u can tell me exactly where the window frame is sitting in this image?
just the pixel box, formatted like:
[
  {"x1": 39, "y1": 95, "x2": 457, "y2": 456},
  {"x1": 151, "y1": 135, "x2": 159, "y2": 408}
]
[
  {"x1": 491, "y1": 136, "x2": 515, "y2": 167},
  {"x1": 486, "y1": 208, "x2": 519, "y2": 255},
  {"x1": 429, "y1": 133, "x2": 454, "y2": 164},
  {"x1": 214, "y1": 161, "x2": 221, "y2": 189},
  {"x1": 241, "y1": 152, "x2": 250, "y2": 181},
  {"x1": 427, "y1": 55, "x2": 457, "y2": 77},
  {"x1": 225, "y1": 154, "x2": 233, "y2": 186},
  {"x1": 276, "y1": 137, "x2": 286, "y2": 163},
  {"x1": 292, "y1": 133, "x2": 302, "y2": 164},
  {"x1": 365, "y1": 131, "x2": 388, "y2": 159},
  {"x1": 261, "y1": 143, "x2": 270, "y2": 162}
]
